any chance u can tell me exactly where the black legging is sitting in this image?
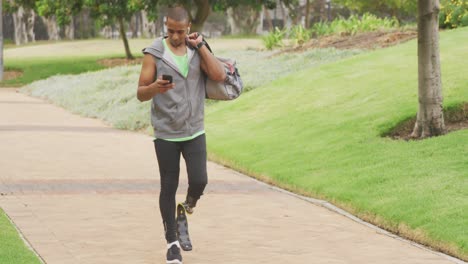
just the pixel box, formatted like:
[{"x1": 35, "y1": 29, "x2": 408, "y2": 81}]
[{"x1": 154, "y1": 134, "x2": 208, "y2": 243}]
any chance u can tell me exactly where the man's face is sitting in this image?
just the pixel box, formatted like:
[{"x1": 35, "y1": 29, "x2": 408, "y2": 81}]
[{"x1": 166, "y1": 18, "x2": 190, "y2": 48}]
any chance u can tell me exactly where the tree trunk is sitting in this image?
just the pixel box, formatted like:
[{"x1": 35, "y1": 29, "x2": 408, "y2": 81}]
[
  {"x1": 305, "y1": 0, "x2": 311, "y2": 28},
  {"x1": 64, "y1": 16, "x2": 75, "y2": 40},
  {"x1": 75, "y1": 9, "x2": 95, "y2": 39},
  {"x1": 286, "y1": 3, "x2": 300, "y2": 26},
  {"x1": 227, "y1": 8, "x2": 237, "y2": 34},
  {"x1": 227, "y1": 6, "x2": 261, "y2": 35},
  {"x1": 130, "y1": 12, "x2": 139, "y2": 38},
  {"x1": 43, "y1": 16, "x2": 60, "y2": 40},
  {"x1": 141, "y1": 11, "x2": 155, "y2": 38},
  {"x1": 12, "y1": 6, "x2": 27, "y2": 45},
  {"x1": 312, "y1": 0, "x2": 327, "y2": 22},
  {"x1": 25, "y1": 8, "x2": 35, "y2": 43},
  {"x1": 279, "y1": 2, "x2": 288, "y2": 28},
  {"x1": 138, "y1": 11, "x2": 144, "y2": 38},
  {"x1": 184, "y1": 0, "x2": 210, "y2": 33},
  {"x1": 118, "y1": 17, "x2": 134, "y2": 60},
  {"x1": 264, "y1": 5, "x2": 273, "y2": 31},
  {"x1": 411, "y1": 0, "x2": 445, "y2": 138}
]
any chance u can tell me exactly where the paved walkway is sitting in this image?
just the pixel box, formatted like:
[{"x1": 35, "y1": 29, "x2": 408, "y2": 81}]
[{"x1": 0, "y1": 88, "x2": 464, "y2": 264}]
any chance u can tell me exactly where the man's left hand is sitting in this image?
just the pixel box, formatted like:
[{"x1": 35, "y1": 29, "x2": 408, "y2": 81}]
[{"x1": 187, "y1": 32, "x2": 203, "y2": 48}]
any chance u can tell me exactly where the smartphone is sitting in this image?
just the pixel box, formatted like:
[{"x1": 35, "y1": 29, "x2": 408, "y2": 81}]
[{"x1": 162, "y1": 74, "x2": 173, "y2": 84}]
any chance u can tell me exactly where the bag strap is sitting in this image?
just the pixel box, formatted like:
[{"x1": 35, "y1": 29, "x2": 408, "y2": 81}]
[{"x1": 202, "y1": 37, "x2": 214, "y2": 54}]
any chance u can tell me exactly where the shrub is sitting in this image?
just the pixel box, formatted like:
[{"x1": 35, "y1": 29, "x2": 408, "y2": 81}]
[
  {"x1": 262, "y1": 27, "x2": 285, "y2": 50},
  {"x1": 290, "y1": 24, "x2": 312, "y2": 47},
  {"x1": 440, "y1": 0, "x2": 468, "y2": 28},
  {"x1": 330, "y1": 13, "x2": 399, "y2": 36},
  {"x1": 310, "y1": 21, "x2": 332, "y2": 37},
  {"x1": 309, "y1": 13, "x2": 399, "y2": 39},
  {"x1": 263, "y1": 13, "x2": 400, "y2": 50}
]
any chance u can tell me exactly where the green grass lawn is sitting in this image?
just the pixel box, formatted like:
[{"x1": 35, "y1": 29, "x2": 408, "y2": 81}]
[
  {"x1": 0, "y1": 209, "x2": 41, "y2": 264},
  {"x1": 205, "y1": 27, "x2": 468, "y2": 259},
  {"x1": 2, "y1": 57, "x2": 109, "y2": 87}
]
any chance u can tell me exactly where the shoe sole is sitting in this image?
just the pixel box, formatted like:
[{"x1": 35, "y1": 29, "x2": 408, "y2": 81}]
[{"x1": 166, "y1": 260, "x2": 182, "y2": 264}]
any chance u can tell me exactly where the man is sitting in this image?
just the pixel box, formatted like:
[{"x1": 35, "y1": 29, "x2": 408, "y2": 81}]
[{"x1": 137, "y1": 6, "x2": 225, "y2": 264}]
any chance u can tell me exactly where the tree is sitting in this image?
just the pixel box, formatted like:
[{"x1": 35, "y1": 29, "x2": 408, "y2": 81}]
[
  {"x1": 333, "y1": 0, "x2": 417, "y2": 21},
  {"x1": 305, "y1": 0, "x2": 311, "y2": 28},
  {"x1": 280, "y1": 0, "x2": 300, "y2": 26},
  {"x1": 36, "y1": 0, "x2": 84, "y2": 40},
  {"x1": 86, "y1": 0, "x2": 135, "y2": 59},
  {"x1": 4, "y1": 0, "x2": 36, "y2": 45},
  {"x1": 162, "y1": 0, "x2": 277, "y2": 34},
  {"x1": 84, "y1": 0, "x2": 158, "y2": 60},
  {"x1": 411, "y1": 0, "x2": 445, "y2": 138},
  {"x1": 186, "y1": 0, "x2": 211, "y2": 33},
  {"x1": 156, "y1": 0, "x2": 211, "y2": 33},
  {"x1": 212, "y1": 0, "x2": 276, "y2": 34},
  {"x1": 226, "y1": 5, "x2": 262, "y2": 35}
]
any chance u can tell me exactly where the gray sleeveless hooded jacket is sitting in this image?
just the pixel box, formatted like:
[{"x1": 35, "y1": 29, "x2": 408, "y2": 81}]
[{"x1": 142, "y1": 37, "x2": 205, "y2": 139}]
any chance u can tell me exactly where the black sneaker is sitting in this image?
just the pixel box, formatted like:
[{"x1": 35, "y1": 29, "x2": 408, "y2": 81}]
[{"x1": 166, "y1": 244, "x2": 182, "y2": 264}]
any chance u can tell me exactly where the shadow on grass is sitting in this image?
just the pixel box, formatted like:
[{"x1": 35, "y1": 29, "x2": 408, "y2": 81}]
[{"x1": 382, "y1": 102, "x2": 468, "y2": 140}]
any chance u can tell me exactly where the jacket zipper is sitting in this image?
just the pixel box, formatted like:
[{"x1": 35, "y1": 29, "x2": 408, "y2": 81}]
[{"x1": 160, "y1": 48, "x2": 197, "y2": 136}]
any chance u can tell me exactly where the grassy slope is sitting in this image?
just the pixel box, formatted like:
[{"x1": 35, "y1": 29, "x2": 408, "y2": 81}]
[
  {"x1": 0, "y1": 209, "x2": 41, "y2": 264},
  {"x1": 205, "y1": 27, "x2": 468, "y2": 258}
]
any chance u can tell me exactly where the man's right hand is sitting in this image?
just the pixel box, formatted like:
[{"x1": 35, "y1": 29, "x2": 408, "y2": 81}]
[
  {"x1": 152, "y1": 76, "x2": 175, "y2": 94},
  {"x1": 137, "y1": 53, "x2": 177, "y2": 102}
]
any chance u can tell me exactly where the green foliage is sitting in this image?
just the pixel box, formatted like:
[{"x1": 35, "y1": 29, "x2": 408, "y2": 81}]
[
  {"x1": 130, "y1": 0, "x2": 159, "y2": 21},
  {"x1": 262, "y1": 27, "x2": 285, "y2": 50},
  {"x1": 310, "y1": 13, "x2": 399, "y2": 37},
  {"x1": 336, "y1": 13, "x2": 399, "y2": 34},
  {"x1": 264, "y1": 13, "x2": 400, "y2": 49},
  {"x1": 85, "y1": 0, "x2": 139, "y2": 24},
  {"x1": 212, "y1": 0, "x2": 276, "y2": 11},
  {"x1": 36, "y1": 0, "x2": 84, "y2": 26},
  {"x1": 310, "y1": 21, "x2": 333, "y2": 37},
  {"x1": 290, "y1": 24, "x2": 311, "y2": 47},
  {"x1": 2, "y1": 0, "x2": 36, "y2": 13},
  {"x1": 333, "y1": 0, "x2": 416, "y2": 20},
  {"x1": 440, "y1": 0, "x2": 468, "y2": 28}
]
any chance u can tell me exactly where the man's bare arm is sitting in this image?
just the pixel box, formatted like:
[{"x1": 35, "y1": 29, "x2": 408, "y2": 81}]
[
  {"x1": 137, "y1": 54, "x2": 175, "y2": 102},
  {"x1": 187, "y1": 33, "x2": 226, "y2": 82}
]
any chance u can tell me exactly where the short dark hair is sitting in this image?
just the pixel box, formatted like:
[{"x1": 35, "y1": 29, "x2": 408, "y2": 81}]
[{"x1": 167, "y1": 6, "x2": 190, "y2": 23}]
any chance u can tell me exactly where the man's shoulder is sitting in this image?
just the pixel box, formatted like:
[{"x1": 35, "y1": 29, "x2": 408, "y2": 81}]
[{"x1": 142, "y1": 37, "x2": 165, "y2": 57}]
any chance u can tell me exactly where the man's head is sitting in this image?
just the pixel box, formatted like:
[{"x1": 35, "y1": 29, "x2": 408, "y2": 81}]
[{"x1": 165, "y1": 6, "x2": 191, "y2": 48}]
